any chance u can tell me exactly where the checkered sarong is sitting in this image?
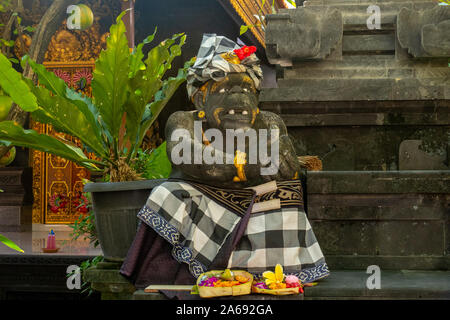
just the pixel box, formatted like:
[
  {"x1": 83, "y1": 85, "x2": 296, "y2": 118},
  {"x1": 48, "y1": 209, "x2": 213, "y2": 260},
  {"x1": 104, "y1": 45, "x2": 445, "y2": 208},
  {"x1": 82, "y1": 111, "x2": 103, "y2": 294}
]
[
  {"x1": 227, "y1": 207, "x2": 329, "y2": 283},
  {"x1": 137, "y1": 180, "x2": 329, "y2": 283}
]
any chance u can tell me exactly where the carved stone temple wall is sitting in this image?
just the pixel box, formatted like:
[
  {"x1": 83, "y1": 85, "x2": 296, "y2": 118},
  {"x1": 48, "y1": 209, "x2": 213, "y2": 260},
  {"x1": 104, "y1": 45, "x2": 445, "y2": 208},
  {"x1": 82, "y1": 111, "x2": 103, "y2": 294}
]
[{"x1": 262, "y1": 0, "x2": 449, "y2": 270}]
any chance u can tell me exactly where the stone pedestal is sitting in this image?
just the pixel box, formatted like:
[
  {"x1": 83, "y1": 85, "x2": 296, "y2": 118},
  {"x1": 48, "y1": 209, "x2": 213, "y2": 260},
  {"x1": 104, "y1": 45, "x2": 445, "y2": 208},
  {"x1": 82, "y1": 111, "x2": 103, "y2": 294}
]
[
  {"x1": 84, "y1": 262, "x2": 136, "y2": 300},
  {"x1": 86, "y1": 264, "x2": 304, "y2": 300},
  {"x1": 0, "y1": 167, "x2": 32, "y2": 232}
]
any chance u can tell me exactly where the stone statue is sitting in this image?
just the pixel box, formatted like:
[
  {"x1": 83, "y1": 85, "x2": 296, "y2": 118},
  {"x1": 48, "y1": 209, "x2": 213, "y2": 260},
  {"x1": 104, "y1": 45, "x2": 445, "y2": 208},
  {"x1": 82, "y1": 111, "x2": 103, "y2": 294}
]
[{"x1": 166, "y1": 34, "x2": 302, "y2": 188}]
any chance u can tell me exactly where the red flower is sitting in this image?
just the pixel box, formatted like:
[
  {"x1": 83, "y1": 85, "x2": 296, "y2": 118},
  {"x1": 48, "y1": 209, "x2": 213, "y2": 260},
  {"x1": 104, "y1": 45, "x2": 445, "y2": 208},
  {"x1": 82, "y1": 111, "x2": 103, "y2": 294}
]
[
  {"x1": 53, "y1": 69, "x2": 71, "y2": 85},
  {"x1": 79, "y1": 205, "x2": 88, "y2": 214},
  {"x1": 73, "y1": 193, "x2": 91, "y2": 214},
  {"x1": 233, "y1": 46, "x2": 257, "y2": 61},
  {"x1": 49, "y1": 193, "x2": 66, "y2": 213}
]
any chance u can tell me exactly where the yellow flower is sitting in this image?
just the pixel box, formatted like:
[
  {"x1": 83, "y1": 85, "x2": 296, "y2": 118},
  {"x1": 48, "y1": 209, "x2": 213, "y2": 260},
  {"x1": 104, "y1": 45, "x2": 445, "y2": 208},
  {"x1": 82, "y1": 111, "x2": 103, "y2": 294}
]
[{"x1": 263, "y1": 264, "x2": 284, "y2": 287}]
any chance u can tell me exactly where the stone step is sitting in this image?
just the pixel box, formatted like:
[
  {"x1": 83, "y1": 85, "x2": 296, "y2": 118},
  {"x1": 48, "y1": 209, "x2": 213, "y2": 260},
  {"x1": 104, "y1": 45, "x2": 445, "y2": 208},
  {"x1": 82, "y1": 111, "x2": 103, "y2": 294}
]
[
  {"x1": 283, "y1": 67, "x2": 420, "y2": 79},
  {"x1": 306, "y1": 171, "x2": 449, "y2": 270},
  {"x1": 287, "y1": 55, "x2": 449, "y2": 70},
  {"x1": 284, "y1": 67, "x2": 449, "y2": 81},
  {"x1": 303, "y1": 270, "x2": 450, "y2": 300},
  {"x1": 262, "y1": 78, "x2": 449, "y2": 101},
  {"x1": 304, "y1": 0, "x2": 436, "y2": 4},
  {"x1": 131, "y1": 270, "x2": 450, "y2": 300},
  {"x1": 342, "y1": 33, "x2": 396, "y2": 54}
]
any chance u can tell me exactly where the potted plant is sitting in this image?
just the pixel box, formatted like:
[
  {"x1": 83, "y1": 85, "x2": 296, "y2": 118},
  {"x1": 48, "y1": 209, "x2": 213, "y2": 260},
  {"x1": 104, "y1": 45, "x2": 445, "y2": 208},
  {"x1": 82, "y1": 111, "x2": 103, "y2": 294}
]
[{"x1": 0, "y1": 11, "x2": 194, "y2": 261}]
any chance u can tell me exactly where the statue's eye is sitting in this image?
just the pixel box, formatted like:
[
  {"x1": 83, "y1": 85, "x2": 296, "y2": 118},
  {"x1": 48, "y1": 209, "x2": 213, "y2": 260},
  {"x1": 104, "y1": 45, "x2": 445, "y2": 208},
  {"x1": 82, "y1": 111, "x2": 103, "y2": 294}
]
[
  {"x1": 243, "y1": 88, "x2": 248, "y2": 92},
  {"x1": 219, "y1": 88, "x2": 226, "y2": 93}
]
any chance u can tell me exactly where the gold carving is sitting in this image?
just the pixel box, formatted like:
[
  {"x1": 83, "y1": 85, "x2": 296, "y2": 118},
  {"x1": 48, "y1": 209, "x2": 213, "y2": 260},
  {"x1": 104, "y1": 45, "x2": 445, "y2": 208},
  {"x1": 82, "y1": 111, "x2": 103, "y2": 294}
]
[
  {"x1": 14, "y1": 34, "x2": 32, "y2": 59},
  {"x1": 228, "y1": 0, "x2": 279, "y2": 47},
  {"x1": 45, "y1": 22, "x2": 107, "y2": 62},
  {"x1": 31, "y1": 61, "x2": 95, "y2": 224},
  {"x1": 220, "y1": 51, "x2": 241, "y2": 64}
]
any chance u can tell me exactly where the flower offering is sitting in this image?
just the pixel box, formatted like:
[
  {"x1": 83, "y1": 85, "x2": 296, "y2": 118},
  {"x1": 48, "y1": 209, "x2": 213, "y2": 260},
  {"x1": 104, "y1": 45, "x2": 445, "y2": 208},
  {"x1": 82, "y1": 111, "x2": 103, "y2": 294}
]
[
  {"x1": 196, "y1": 269, "x2": 253, "y2": 298},
  {"x1": 252, "y1": 264, "x2": 304, "y2": 295}
]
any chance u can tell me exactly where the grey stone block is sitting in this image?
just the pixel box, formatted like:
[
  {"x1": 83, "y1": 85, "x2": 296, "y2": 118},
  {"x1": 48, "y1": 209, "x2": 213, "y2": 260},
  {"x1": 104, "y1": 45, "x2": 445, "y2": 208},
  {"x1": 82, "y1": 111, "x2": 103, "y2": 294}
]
[
  {"x1": 324, "y1": 255, "x2": 450, "y2": 271},
  {"x1": 307, "y1": 171, "x2": 450, "y2": 194},
  {"x1": 304, "y1": 270, "x2": 450, "y2": 299},
  {"x1": 265, "y1": 7, "x2": 343, "y2": 65},
  {"x1": 397, "y1": 5, "x2": 450, "y2": 58},
  {"x1": 0, "y1": 206, "x2": 32, "y2": 232},
  {"x1": 311, "y1": 220, "x2": 445, "y2": 256},
  {"x1": 263, "y1": 78, "x2": 446, "y2": 101},
  {"x1": 308, "y1": 194, "x2": 448, "y2": 221},
  {"x1": 285, "y1": 124, "x2": 449, "y2": 171},
  {"x1": 399, "y1": 140, "x2": 448, "y2": 170},
  {"x1": 342, "y1": 34, "x2": 395, "y2": 54}
]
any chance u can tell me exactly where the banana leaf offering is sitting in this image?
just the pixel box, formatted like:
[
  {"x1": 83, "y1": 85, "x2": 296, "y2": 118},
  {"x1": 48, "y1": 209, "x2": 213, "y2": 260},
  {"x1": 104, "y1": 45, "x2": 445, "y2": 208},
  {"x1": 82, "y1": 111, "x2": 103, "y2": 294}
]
[{"x1": 196, "y1": 269, "x2": 253, "y2": 298}]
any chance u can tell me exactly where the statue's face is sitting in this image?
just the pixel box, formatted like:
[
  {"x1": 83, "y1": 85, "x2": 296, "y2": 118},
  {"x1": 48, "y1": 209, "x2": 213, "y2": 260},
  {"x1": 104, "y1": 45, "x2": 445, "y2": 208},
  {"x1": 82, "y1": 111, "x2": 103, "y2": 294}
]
[{"x1": 202, "y1": 73, "x2": 258, "y2": 131}]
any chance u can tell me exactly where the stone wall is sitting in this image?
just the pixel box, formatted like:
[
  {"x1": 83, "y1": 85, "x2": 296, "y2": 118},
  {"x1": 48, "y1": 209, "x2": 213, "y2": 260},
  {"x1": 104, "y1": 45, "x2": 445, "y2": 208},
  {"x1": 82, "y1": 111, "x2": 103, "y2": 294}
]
[
  {"x1": 263, "y1": 0, "x2": 449, "y2": 171},
  {"x1": 263, "y1": 0, "x2": 449, "y2": 270}
]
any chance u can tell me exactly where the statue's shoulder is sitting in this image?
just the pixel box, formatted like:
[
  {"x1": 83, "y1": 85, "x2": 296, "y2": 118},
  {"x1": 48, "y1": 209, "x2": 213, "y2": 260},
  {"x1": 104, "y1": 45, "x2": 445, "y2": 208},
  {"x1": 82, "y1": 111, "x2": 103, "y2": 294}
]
[
  {"x1": 258, "y1": 110, "x2": 283, "y2": 123},
  {"x1": 256, "y1": 110, "x2": 288, "y2": 133},
  {"x1": 167, "y1": 110, "x2": 196, "y2": 128}
]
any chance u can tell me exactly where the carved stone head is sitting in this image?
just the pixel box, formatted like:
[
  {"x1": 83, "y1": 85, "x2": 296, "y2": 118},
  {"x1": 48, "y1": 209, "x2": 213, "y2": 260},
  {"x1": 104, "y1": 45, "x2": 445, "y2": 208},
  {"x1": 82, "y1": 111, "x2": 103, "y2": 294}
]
[{"x1": 196, "y1": 73, "x2": 259, "y2": 131}]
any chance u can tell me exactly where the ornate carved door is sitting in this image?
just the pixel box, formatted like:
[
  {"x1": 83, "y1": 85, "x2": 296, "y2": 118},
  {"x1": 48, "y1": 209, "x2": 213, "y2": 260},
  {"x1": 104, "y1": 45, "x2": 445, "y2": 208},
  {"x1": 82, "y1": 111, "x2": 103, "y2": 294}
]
[{"x1": 31, "y1": 61, "x2": 94, "y2": 224}]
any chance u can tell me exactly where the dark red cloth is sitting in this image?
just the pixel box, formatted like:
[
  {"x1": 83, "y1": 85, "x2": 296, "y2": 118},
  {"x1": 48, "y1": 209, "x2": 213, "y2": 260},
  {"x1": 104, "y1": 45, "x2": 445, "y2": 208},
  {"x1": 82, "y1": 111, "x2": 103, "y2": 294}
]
[
  {"x1": 120, "y1": 196, "x2": 254, "y2": 291},
  {"x1": 120, "y1": 223, "x2": 195, "y2": 289},
  {"x1": 119, "y1": 181, "x2": 257, "y2": 295}
]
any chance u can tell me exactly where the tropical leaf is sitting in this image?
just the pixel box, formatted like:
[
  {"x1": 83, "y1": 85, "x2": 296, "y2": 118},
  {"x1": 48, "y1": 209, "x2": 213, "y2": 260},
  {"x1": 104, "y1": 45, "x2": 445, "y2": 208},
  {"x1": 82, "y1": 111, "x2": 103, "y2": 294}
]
[
  {"x1": 22, "y1": 55, "x2": 67, "y2": 97},
  {"x1": 0, "y1": 52, "x2": 38, "y2": 111},
  {"x1": 125, "y1": 33, "x2": 187, "y2": 153},
  {"x1": 240, "y1": 25, "x2": 249, "y2": 35},
  {"x1": 141, "y1": 142, "x2": 172, "y2": 179},
  {"x1": 0, "y1": 234, "x2": 24, "y2": 253},
  {"x1": 91, "y1": 12, "x2": 130, "y2": 149},
  {"x1": 0, "y1": 121, "x2": 104, "y2": 171},
  {"x1": 64, "y1": 88, "x2": 110, "y2": 154},
  {"x1": 136, "y1": 57, "x2": 194, "y2": 150},
  {"x1": 27, "y1": 85, "x2": 107, "y2": 159},
  {"x1": 129, "y1": 27, "x2": 157, "y2": 78},
  {"x1": 142, "y1": 33, "x2": 184, "y2": 94},
  {"x1": 285, "y1": 0, "x2": 297, "y2": 7},
  {"x1": 0, "y1": 10, "x2": 191, "y2": 182}
]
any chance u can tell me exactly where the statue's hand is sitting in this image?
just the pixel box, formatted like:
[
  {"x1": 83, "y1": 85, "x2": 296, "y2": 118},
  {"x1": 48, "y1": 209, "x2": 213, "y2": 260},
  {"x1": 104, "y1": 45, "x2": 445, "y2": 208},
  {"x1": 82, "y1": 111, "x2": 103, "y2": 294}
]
[
  {"x1": 259, "y1": 135, "x2": 300, "y2": 181},
  {"x1": 279, "y1": 135, "x2": 302, "y2": 179}
]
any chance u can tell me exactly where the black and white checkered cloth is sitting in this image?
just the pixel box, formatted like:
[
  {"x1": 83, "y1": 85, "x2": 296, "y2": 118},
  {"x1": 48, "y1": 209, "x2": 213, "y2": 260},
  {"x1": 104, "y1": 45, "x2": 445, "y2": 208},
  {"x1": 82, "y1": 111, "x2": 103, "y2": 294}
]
[
  {"x1": 137, "y1": 180, "x2": 246, "y2": 277},
  {"x1": 227, "y1": 207, "x2": 329, "y2": 283},
  {"x1": 186, "y1": 33, "x2": 263, "y2": 100},
  {"x1": 137, "y1": 180, "x2": 329, "y2": 283}
]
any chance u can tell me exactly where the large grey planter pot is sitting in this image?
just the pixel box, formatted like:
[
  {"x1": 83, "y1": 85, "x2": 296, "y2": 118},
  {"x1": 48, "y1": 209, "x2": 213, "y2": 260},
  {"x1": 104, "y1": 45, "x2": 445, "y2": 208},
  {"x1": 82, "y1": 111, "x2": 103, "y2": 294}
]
[{"x1": 84, "y1": 179, "x2": 165, "y2": 262}]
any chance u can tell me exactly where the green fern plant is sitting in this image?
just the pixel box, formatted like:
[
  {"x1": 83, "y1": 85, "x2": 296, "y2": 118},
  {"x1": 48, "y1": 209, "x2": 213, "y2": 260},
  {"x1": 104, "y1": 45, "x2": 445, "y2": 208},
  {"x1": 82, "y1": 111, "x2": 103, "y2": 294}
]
[{"x1": 0, "y1": 11, "x2": 194, "y2": 182}]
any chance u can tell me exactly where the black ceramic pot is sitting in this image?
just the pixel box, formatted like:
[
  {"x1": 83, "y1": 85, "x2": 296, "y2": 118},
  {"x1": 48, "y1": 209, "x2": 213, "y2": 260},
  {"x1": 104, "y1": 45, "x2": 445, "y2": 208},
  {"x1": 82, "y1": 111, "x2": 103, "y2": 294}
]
[{"x1": 84, "y1": 179, "x2": 164, "y2": 262}]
